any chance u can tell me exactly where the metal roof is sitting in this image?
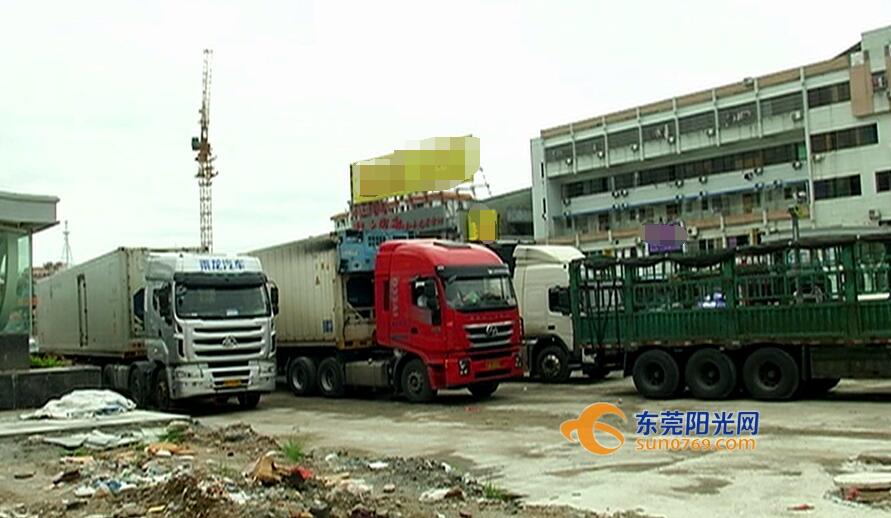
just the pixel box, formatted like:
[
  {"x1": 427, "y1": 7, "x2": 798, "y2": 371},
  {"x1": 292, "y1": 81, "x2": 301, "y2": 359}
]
[{"x1": 0, "y1": 190, "x2": 59, "y2": 233}]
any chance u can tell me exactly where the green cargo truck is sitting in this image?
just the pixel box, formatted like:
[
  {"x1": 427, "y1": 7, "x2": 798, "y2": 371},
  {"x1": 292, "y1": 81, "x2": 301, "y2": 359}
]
[{"x1": 569, "y1": 233, "x2": 891, "y2": 400}]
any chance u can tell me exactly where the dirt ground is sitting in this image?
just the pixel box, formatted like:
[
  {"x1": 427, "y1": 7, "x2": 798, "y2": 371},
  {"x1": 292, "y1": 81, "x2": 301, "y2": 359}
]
[
  {"x1": 195, "y1": 376, "x2": 891, "y2": 518},
  {"x1": 1, "y1": 375, "x2": 890, "y2": 517}
]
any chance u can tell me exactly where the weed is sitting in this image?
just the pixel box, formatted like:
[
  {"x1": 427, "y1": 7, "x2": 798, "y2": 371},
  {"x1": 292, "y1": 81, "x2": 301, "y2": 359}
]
[
  {"x1": 30, "y1": 354, "x2": 67, "y2": 368},
  {"x1": 482, "y1": 483, "x2": 511, "y2": 501},
  {"x1": 281, "y1": 439, "x2": 304, "y2": 462},
  {"x1": 159, "y1": 428, "x2": 186, "y2": 444}
]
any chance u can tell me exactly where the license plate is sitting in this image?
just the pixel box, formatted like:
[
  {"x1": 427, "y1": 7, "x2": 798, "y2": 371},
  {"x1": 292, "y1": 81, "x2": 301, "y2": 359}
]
[
  {"x1": 485, "y1": 360, "x2": 501, "y2": 370},
  {"x1": 223, "y1": 379, "x2": 243, "y2": 388}
]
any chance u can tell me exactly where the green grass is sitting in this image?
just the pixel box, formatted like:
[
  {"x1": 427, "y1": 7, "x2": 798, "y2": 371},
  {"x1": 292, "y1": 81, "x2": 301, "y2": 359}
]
[
  {"x1": 281, "y1": 439, "x2": 305, "y2": 462},
  {"x1": 30, "y1": 354, "x2": 67, "y2": 368},
  {"x1": 482, "y1": 483, "x2": 511, "y2": 501},
  {"x1": 159, "y1": 428, "x2": 186, "y2": 444}
]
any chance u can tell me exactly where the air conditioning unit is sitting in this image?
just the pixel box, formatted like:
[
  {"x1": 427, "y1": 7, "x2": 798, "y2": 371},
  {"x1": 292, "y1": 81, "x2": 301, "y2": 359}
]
[
  {"x1": 675, "y1": 194, "x2": 683, "y2": 201},
  {"x1": 611, "y1": 191, "x2": 620, "y2": 198},
  {"x1": 792, "y1": 160, "x2": 803, "y2": 170},
  {"x1": 562, "y1": 198, "x2": 571, "y2": 206},
  {"x1": 754, "y1": 167, "x2": 764, "y2": 175},
  {"x1": 667, "y1": 135, "x2": 676, "y2": 144},
  {"x1": 869, "y1": 209, "x2": 882, "y2": 221},
  {"x1": 699, "y1": 175, "x2": 708, "y2": 184},
  {"x1": 621, "y1": 202, "x2": 629, "y2": 209},
  {"x1": 743, "y1": 172, "x2": 755, "y2": 181},
  {"x1": 611, "y1": 204, "x2": 618, "y2": 210},
  {"x1": 597, "y1": 150, "x2": 606, "y2": 158},
  {"x1": 813, "y1": 153, "x2": 824, "y2": 162},
  {"x1": 675, "y1": 179, "x2": 684, "y2": 188},
  {"x1": 631, "y1": 143, "x2": 640, "y2": 152},
  {"x1": 621, "y1": 189, "x2": 629, "y2": 197},
  {"x1": 791, "y1": 110, "x2": 803, "y2": 122},
  {"x1": 565, "y1": 157, "x2": 573, "y2": 165},
  {"x1": 754, "y1": 182, "x2": 764, "y2": 190},
  {"x1": 688, "y1": 226, "x2": 699, "y2": 237},
  {"x1": 699, "y1": 190, "x2": 707, "y2": 198},
  {"x1": 563, "y1": 210, "x2": 571, "y2": 217},
  {"x1": 772, "y1": 179, "x2": 783, "y2": 187},
  {"x1": 706, "y1": 128, "x2": 716, "y2": 137}
]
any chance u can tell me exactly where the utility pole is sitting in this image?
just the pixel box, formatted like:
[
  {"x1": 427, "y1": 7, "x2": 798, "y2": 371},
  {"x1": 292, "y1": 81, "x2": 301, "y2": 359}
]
[{"x1": 192, "y1": 49, "x2": 218, "y2": 252}]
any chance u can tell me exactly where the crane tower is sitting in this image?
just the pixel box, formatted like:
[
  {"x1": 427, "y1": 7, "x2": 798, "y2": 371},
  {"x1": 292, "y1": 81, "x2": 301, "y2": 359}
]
[{"x1": 191, "y1": 49, "x2": 217, "y2": 252}]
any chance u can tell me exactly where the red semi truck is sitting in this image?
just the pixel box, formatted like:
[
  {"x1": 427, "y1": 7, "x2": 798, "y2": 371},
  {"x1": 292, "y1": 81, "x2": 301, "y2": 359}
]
[{"x1": 249, "y1": 231, "x2": 523, "y2": 402}]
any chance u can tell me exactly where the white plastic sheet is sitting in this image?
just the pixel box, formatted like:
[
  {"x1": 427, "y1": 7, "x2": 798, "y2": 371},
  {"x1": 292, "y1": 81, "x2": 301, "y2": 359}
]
[{"x1": 20, "y1": 390, "x2": 136, "y2": 420}]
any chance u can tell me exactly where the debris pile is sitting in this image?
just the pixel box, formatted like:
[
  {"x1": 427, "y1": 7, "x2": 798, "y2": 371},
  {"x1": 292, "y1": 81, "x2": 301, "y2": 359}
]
[{"x1": 0, "y1": 421, "x2": 643, "y2": 518}]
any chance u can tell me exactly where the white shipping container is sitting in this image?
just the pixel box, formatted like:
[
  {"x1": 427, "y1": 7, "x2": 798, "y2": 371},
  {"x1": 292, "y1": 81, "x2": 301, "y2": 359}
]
[
  {"x1": 249, "y1": 235, "x2": 374, "y2": 349},
  {"x1": 37, "y1": 248, "x2": 153, "y2": 357}
]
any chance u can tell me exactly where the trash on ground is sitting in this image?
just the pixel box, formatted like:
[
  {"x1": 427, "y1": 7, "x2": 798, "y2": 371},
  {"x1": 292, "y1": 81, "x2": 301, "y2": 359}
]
[{"x1": 19, "y1": 390, "x2": 136, "y2": 420}]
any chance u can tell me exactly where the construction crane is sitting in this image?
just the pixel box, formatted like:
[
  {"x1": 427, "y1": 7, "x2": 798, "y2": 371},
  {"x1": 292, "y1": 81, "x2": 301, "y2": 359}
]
[{"x1": 191, "y1": 49, "x2": 217, "y2": 252}]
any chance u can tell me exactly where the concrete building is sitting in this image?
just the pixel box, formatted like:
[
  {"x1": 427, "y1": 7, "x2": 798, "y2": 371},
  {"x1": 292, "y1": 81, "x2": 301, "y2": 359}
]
[
  {"x1": 0, "y1": 190, "x2": 58, "y2": 361},
  {"x1": 531, "y1": 25, "x2": 891, "y2": 256}
]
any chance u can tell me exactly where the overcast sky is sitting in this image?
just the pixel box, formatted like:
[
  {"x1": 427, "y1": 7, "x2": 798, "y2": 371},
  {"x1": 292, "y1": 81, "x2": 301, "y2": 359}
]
[{"x1": 3, "y1": 1, "x2": 890, "y2": 265}]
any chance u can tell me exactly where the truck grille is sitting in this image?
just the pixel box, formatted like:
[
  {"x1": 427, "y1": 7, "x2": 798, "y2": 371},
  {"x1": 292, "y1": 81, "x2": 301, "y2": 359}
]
[
  {"x1": 192, "y1": 324, "x2": 265, "y2": 360},
  {"x1": 464, "y1": 321, "x2": 514, "y2": 348},
  {"x1": 208, "y1": 362, "x2": 251, "y2": 391}
]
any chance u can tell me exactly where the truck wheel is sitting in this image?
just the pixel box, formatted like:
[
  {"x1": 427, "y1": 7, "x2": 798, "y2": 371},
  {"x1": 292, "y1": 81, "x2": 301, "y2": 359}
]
[
  {"x1": 317, "y1": 358, "x2": 346, "y2": 398},
  {"x1": 287, "y1": 357, "x2": 318, "y2": 396},
  {"x1": 153, "y1": 367, "x2": 173, "y2": 412},
  {"x1": 237, "y1": 393, "x2": 261, "y2": 409},
  {"x1": 536, "y1": 345, "x2": 571, "y2": 383},
  {"x1": 685, "y1": 349, "x2": 737, "y2": 400},
  {"x1": 742, "y1": 347, "x2": 799, "y2": 400},
  {"x1": 802, "y1": 377, "x2": 840, "y2": 397},
  {"x1": 128, "y1": 367, "x2": 147, "y2": 408},
  {"x1": 401, "y1": 359, "x2": 435, "y2": 403},
  {"x1": 468, "y1": 381, "x2": 499, "y2": 399},
  {"x1": 632, "y1": 350, "x2": 681, "y2": 399}
]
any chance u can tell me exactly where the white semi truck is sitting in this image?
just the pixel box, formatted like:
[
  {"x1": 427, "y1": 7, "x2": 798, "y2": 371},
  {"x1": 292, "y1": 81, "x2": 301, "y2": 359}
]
[
  {"x1": 35, "y1": 248, "x2": 279, "y2": 410},
  {"x1": 512, "y1": 245, "x2": 622, "y2": 382}
]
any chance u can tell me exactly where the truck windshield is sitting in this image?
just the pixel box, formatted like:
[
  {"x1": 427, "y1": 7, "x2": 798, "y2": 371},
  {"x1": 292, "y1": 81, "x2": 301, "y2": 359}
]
[
  {"x1": 175, "y1": 284, "x2": 269, "y2": 319},
  {"x1": 445, "y1": 276, "x2": 516, "y2": 311}
]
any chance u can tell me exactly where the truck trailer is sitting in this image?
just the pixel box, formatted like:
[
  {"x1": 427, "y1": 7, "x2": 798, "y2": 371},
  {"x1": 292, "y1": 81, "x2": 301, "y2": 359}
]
[
  {"x1": 250, "y1": 230, "x2": 524, "y2": 402},
  {"x1": 568, "y1": 233, "x2": 891, "y2": 400},
  {"x1": 36, "y1": 248, "x2": 279, "y2": 409},
  {"x1": 512, "y1": 245, "x2": 622, "y2": 382}
]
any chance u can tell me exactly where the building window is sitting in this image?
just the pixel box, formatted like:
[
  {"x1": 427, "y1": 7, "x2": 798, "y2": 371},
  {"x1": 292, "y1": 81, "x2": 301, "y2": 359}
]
[
  {"x1": 613, "y1": 172, "x2": 635, "y2": 190},
  {"x1": 813, "y1": 175, "x2": 862, "y2": 200},
  {"x1": 575, "y1": 137, "x2": 605, "y2": 157},
  {"x1": 761, "y1": 92, "x2": 803, "y2": 117},
  {"x1": 807, "y1": 82, "x2": 851, "y2": 108},
  {"x1": 679, "y1": 111, "x2": 715, "y2": 134},
  {"x1": 872, "y1": 72, "x2": 888, "y2": 92},
  {"x1": 810, "y1": 124, "x2": 878, "y2": 153},
  {"x1": 598, "y1": 213, "x2": 610, "y2": 231},
  {"x1": 719, "y1": 102, "x2": 756, "y2": 128},
  {"x1": 545, "y1": 144, "x2": 573, "y2": 162},
  {"x1": 609, "y1": 128, "x2": 639, "y2": 148},
  {"x1": 643, "y1": 121, "x2": 675, "y2": 142},
  {"x1": 876, "y1": 170, "x2": 891, "y2": 192},
  {"x1": 701, "y1": 198, "x2": 709, "y2": 212}
]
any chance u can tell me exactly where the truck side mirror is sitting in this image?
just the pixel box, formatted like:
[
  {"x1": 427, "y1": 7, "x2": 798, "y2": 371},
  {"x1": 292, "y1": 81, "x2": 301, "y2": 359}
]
[{"x1": 270, "y1": 284, "x2": 280, "y2": 315}]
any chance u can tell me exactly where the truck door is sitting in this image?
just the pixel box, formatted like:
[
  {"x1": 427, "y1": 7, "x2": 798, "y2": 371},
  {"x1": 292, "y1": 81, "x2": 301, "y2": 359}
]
[
  {"x1": 401, "y1": 277, "x2": 444, "y2": 353},
  {"x1": 547, "y1": 284, "x2": 574, "y2": 351},
  {"x1": 77, "y1": 274, "x2": 88, "y2": 347}
]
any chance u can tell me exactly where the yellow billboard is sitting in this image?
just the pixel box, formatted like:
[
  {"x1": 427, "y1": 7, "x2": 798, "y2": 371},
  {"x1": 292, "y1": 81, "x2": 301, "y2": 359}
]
[
  {"x1": 350, "y1": 136, "x2": 480, "y2": 205},
  {"x1": 467, "y1": 208, "x2": 498, "y2": 242}
]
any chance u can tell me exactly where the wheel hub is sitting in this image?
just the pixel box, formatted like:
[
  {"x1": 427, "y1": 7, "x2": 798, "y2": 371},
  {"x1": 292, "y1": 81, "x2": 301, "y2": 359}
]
[{"x1": 541, "y1": 354, "x2": 561, "y2": 377}]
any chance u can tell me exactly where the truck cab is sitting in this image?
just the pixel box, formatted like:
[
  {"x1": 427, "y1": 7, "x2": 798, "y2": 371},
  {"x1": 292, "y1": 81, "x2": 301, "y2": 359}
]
[
  {"x1": 139, "y1": 253, "x2": 278, "y2": 408},
  {"x1": 374, "y1": 240, "x2": 524, "y2": 400},
  {"x1": 513, "y1": 245, "x2": 614, "y2": 382}
]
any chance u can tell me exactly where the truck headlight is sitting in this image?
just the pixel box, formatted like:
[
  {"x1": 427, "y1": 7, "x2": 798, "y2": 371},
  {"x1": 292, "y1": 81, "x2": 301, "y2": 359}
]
[{"x1": 458, "y1": 358, "x2": 470, "y2": 377}]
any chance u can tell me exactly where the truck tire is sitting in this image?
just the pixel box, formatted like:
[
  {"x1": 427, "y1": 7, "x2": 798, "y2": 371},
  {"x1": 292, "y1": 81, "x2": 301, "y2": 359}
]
[
  {"x1": 237, "y1": 393, "x2": 261, "y2": 409},
  {"x1": 742, "y1": 347, "x2": 799, "y2": 400},
  {"x1": 802, "y1": 377, "x2": 841, "y2": 397},
  {"x1": 401, "y1": 358, "x2": 436, "y2": 403},
  {"x1": 128, "y1": 367, "x2": 147, "y2": 408},
  {"x1": 536, "y1": 345, "x2": 571, "y2": 383},
  {"x1": 632, "y1": 350, "x2": 681, "y2": 399},
  {"x1": 317, "y1": 357, "x2": 346, "y2": 398},
  {"x1": 153, "y1": 367, "x2": 173, "y2": 412},
  {"x1": 468, "y1": 381, "x2": 499, "y2": 399},
  {"x1": 287, "y1": 356, "x2": 318, "y2": 396},
  {"x1": 685, "y1": 349, "x2": 737, "y2": 400}
]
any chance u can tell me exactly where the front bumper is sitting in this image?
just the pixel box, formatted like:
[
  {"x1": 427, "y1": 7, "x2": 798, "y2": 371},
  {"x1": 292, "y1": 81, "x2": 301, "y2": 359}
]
[
  {"x1": 432, "y1": 349, "x2": 524, "y2": 390},
  {"x1": 169, "y1": 360, "x2": 277, "y2": 399}
]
